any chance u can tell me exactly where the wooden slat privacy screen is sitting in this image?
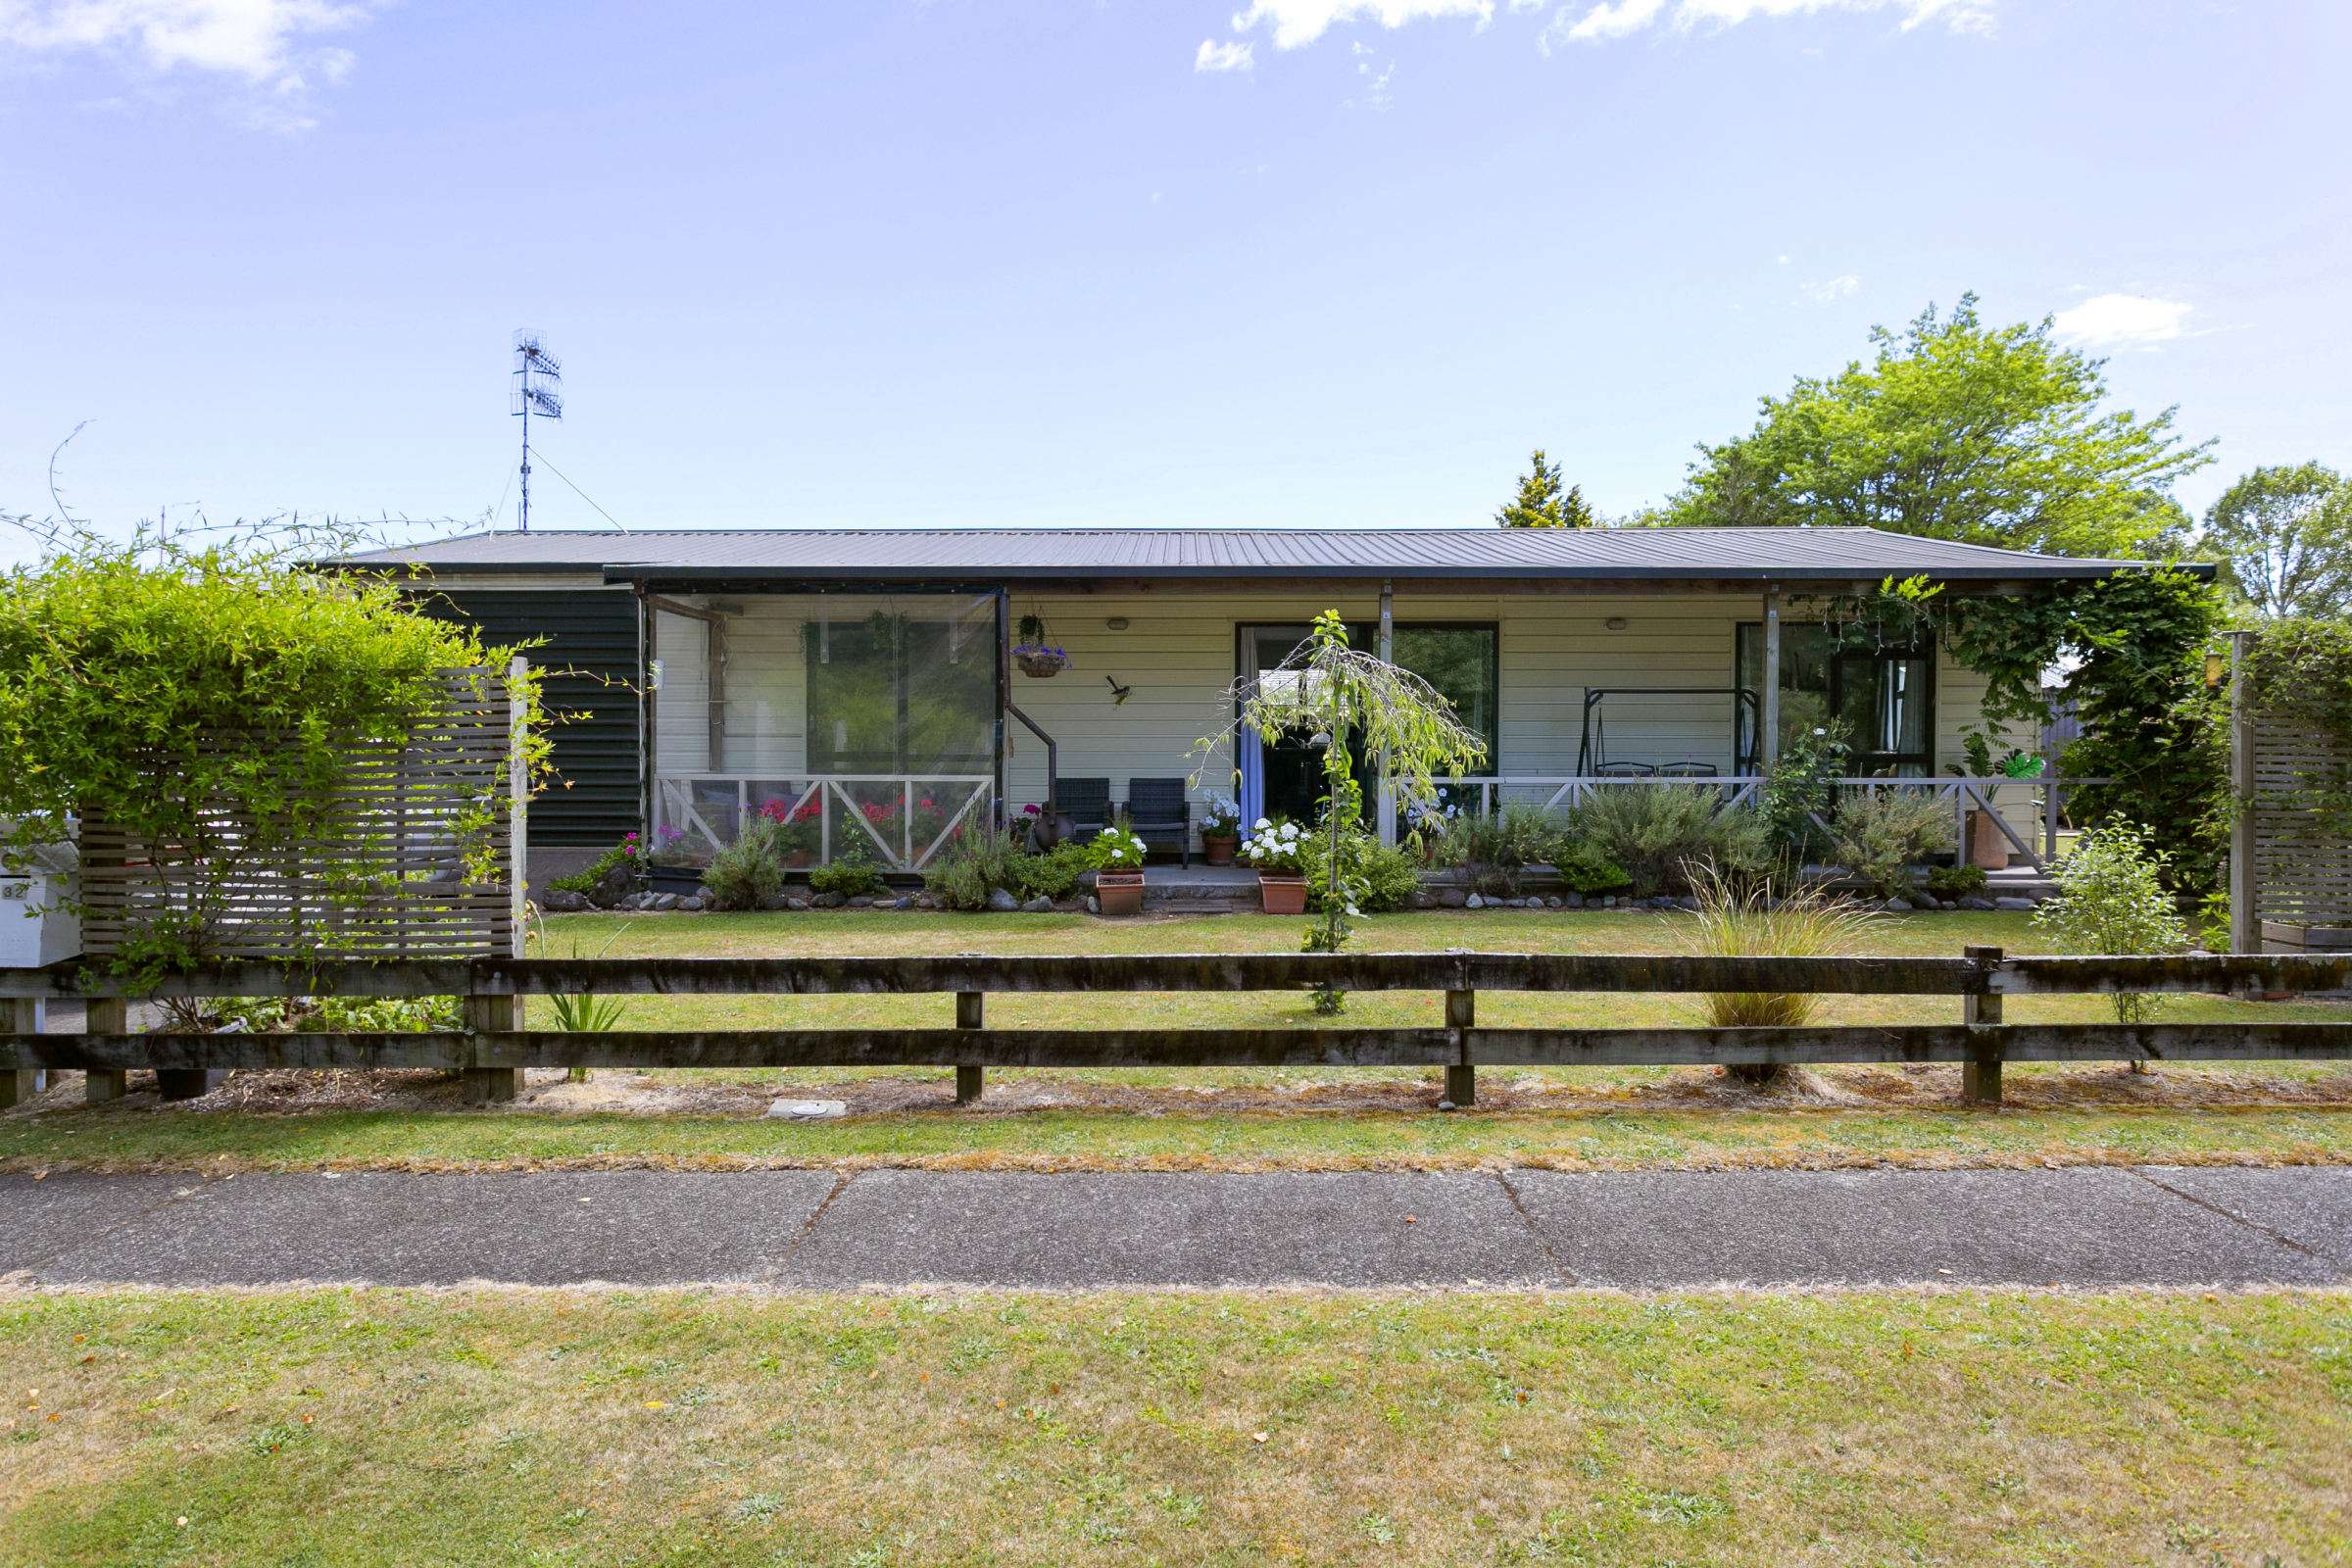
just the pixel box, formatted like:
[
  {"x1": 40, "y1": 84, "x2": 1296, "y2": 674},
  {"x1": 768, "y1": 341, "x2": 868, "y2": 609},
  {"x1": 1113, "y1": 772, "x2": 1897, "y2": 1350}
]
[
  {"x1": 2251, "y1": 710, "x2": 2352, "y2": 928},
  {"x1": 75, "y1": 663, "x2": 522, "y2": 960}
]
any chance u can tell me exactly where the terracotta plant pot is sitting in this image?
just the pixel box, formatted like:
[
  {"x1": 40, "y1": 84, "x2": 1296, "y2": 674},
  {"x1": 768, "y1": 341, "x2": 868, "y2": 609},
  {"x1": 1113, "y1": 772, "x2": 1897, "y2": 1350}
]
[
  {"x1": 1095, "y1": 870, "x2": 1145, "y2": 917},
  {"x1": 1964, "y1": 808, "x2": 2010, "y2": 871},
  {"x1": 1201, "y1": 834, "x2": 1238, "y2": 866},
  {"x1": 1258, "y1": 872, "x2": 1307, "y2": 915}
]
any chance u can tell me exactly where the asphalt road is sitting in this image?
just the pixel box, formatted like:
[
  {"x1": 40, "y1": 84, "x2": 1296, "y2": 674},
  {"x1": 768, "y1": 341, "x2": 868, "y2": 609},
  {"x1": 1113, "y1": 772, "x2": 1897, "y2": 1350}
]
[{"x1": 4, "y1": 1165, "x2": 2347, "y2": 1291}]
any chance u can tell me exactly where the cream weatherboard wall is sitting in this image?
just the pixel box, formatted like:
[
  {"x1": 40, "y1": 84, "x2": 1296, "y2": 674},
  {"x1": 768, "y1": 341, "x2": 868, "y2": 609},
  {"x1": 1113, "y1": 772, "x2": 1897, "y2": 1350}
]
[
  {"x1": 641, "y1": 586, "x2": 2021, "y2": 828},
  {"x1": 997, "y1": 587, "x2": 2012, "y2": 814}
]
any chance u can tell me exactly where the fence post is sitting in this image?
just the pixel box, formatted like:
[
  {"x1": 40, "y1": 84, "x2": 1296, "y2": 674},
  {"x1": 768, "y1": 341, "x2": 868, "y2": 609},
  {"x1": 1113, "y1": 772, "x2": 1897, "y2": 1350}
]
[
  {"x1": 465, "y1": 980, "x2": 525, "y2": 1103},
  {"x1": 1442, "y1": 987, "x2": 1475, "y2": 1108},
  {"x1": 1961, "y1": 944, "x2": 2003, "y2": 1106},
  {"x1": 2, "y1": 998, "x2": 40, "y2": 1108},
  {"x1": 955, "y1": 991, "x2": 983, "y2": 1104},
  {"x1": 2227, "y1": 629, "x2": 2258, "y2": 955},
  {"x1": 83, "y1": 998, "x2": 127, "y2": 1103}
]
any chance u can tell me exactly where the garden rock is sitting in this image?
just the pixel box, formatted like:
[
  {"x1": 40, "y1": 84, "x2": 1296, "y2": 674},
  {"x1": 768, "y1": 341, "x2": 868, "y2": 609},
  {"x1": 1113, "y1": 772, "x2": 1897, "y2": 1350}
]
[
  {"x1": 812, "y1": 892, "x2": 846, "y2": 908},
  {"x1": 758, "y1": 892, "x2": 794, "y2": 910},
  {"x1": 539, "y1": 889, "x2": 588, "y2": 912},
  {"x1": 1958, "y1": 896, "x2": 1998, "y2": 911},
  {"x1": 1675, "y1": 896, "x2": 1702, "y2": 911},
  {"x1": 1465, "y1": 893, "x2": 1485, "y2": 909},
  {"x1": 1883, "y1": 898, "x2": 1913, "y2": 913},
  {"x1": 914, "y1": 894, "x2": 938, "y2": 910},
  {"x1": 785, "y1": 897, "x2": 810, "y2": 911},
  {"x1": 1438, "y1": 888, "x2": 1468, "y2": 908},
  {"x1": 1020, "y1": 896, "x2": 1054, "y2": 913},
  {"x1": 987, "y1": 888, "x2": 1020, "y2": 913},
  {"x1": 677, "y1": 895, "x2": 706, "y2": 912},
  {"x1": 1993, "y1": 896, "x2": 2036, "y2": 912},
  {"x1": 651, "y1": 893, "x2": 680, "y2": 911},
  {"x1": 588, "y1": 863, "x2": 636, "y2": 908},
  {"x1": 1084, "y1": 896, "x2": 1101, "y2": 913},
  {"x1": 1407, "y1": 891, "x2": 1438, "y2": 910},
  {"x1": 1563, "y1": 893, "x2": 1584, "y2": 909}
]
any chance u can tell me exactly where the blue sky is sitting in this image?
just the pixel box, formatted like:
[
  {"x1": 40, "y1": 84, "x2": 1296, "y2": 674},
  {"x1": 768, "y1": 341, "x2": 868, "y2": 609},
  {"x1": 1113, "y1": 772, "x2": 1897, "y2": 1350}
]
[{"x1": 2, "y1": 0, "x2": 2344, "y2": 563}]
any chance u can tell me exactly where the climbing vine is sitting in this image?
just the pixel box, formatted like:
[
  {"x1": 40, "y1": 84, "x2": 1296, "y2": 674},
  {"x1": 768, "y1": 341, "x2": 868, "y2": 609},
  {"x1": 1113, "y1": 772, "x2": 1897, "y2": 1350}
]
[
  {"x1": 0, "y1": 533, "x2": 552, "y2": 976},
  {"x1": 2240, "y1": 615, "x2": 2352, "y2": 839},
  {"x1": 1802, "y1": 564, "x2": 2228, "y2": 890}
]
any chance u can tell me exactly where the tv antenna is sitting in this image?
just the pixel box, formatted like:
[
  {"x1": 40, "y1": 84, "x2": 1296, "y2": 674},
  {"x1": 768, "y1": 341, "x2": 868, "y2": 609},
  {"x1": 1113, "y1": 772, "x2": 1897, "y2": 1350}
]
[{"x1": 510, "y1": 329, "x2": 563, "y2": 532}]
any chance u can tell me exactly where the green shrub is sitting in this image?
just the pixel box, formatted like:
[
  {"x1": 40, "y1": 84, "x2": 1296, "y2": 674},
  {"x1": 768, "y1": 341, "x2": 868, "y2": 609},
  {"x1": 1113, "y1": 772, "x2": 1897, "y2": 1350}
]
[
  {"x1": 1449, "y1": 804, "x2": 1556, "y2": 896},
  {"x1": 1925, "y1": 863, "x2": 1988, "y2": 897},
  {"x1": 701, "y1": 820, "x2": 787, "y2": 910},
  {"x1": 1301, "y1": 829, "x2": 1422, "y2": 913},
  {"x1": 1828, "y1": 789, "x2": 1951, "y2": 900},
  {"x1": 2033, "y1": 824, "x2": 2189, "y2": 1037},
  {"x1": 1007, "y1": 840, "x2": 1090, "y2": 903},
  {"x1": 922, "y1": 829, "x2": 1019, "y2": 910},
  {"x1": 1550, "y1": 839, "x2": 1633, "y2": 897},
  {"x1": 921, "y1": 831, "x2": 1091, "y2": 909},
  {"x1": 1571, "y1": 787, "x2": 1770, "y2": 899},
  {"x1": 1759, "y1": 721, "x2": 1848, "y2": 856},
  {"x1": 808, "y1": 846, "x2": 888, "y2": 900}
]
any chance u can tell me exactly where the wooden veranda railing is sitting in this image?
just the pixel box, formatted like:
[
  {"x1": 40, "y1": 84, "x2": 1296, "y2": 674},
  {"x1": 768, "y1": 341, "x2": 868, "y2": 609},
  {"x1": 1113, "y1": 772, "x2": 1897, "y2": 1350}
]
[{"x1": 6, "y1": 950, "x2": 2349, "y2": 1112}]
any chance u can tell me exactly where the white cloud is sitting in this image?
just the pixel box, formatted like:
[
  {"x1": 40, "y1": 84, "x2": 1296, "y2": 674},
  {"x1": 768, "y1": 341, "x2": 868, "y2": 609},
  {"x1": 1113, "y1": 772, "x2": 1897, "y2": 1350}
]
[
  {"x1": 1547, "y1": 0, "x2": 1992, "y2": 45},
  {"x1": 1229, "y1": 0, "x2": 1494, "y2": 50},
  {"x1": 2052, "y1": 293, "x2": 2192, "y2": 349},
  {"x1": 1194, "y1": 35, "x2": 1254, "y2": 71},
  {"x1": 1, "y1": 0, "x2": 371, "y2": 124},
  {"x1": 1803, "y1": 271, "x2": 1860, "y2": 303},
  {"x1": 1347, "y1": 40, "x2": 1396, "y2": 108}
]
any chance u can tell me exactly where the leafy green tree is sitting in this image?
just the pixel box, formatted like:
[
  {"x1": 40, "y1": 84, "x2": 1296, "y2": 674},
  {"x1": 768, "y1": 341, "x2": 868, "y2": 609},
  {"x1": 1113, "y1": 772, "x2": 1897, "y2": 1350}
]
[
  {"x1": 1496, "y1": 450, "x2": 1597, "y2": 528},
  {"x1": 1665, "y1": 295, "x2": 2212, "y2": 558},
  {"x1": 2196, "y1": 463, "x2": 2352, "y2": 618}
]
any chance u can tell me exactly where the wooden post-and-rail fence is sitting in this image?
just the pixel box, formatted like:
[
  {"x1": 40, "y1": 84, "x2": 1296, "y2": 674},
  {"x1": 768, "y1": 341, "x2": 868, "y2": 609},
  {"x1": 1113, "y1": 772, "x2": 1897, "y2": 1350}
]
[{"x1": 6, "y1": 949, "x2": 2351, "y2": 1111}]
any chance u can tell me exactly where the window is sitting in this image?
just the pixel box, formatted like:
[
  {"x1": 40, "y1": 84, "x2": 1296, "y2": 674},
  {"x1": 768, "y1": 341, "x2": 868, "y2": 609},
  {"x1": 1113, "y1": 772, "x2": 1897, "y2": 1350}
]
[
  {"x1": 805, "y1": 599, "x2": 996, "y2": 775},
  {"x1": 1736, "y1": 623, "x2": 1934, "y2": 776},
  {"x1": 1392, "y1": 626, "x2": 1499, "y2": 771}
]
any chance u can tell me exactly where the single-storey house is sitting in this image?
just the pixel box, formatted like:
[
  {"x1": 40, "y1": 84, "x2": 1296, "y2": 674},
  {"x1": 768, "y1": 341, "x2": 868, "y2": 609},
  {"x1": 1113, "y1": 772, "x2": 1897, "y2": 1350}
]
[{"x1": 342, "y1": 526, "x2": 2164, "y2": 881}]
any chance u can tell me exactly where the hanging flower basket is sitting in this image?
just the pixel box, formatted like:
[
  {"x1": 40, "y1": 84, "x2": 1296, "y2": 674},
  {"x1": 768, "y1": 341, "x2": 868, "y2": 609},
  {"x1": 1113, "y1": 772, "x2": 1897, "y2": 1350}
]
[{"x1": 1012, "y1": 612, "x2": 1069, "y2": 678}]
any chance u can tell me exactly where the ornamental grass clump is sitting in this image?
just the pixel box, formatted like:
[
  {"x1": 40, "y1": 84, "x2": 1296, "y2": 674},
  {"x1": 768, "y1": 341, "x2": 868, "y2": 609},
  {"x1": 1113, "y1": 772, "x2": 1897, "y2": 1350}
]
[{"x1": 1685, "y1": 862, "x2": 1879, "y2": 1090}]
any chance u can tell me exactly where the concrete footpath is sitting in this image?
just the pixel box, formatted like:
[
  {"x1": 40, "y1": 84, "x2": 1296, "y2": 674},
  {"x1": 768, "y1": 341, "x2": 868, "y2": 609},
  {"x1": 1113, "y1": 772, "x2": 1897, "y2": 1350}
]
[{"x1": 4, "y1": 1166, "x2": 2348, "y2": 1292}]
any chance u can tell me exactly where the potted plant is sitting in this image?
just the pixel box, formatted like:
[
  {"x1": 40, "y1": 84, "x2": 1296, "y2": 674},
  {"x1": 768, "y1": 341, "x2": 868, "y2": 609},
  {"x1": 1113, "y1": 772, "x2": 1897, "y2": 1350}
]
[
  {"x1": 1200, "y1": 795, "x2": 1242, "y2": 865},
  {"x1": 1086, "y1": 824, "x2": 1150, "y2": 916},
  {"x1": 1011, "y1": 613, "x2": 1070, "y2": 678},
  {"x1": 1240, "y1": 816, "x2": 1308, "y2": 914}
]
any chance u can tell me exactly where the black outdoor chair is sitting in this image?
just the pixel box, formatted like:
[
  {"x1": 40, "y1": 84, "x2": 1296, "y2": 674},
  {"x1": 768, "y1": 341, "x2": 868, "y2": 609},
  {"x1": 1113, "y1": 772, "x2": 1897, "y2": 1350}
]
[
  {"x1": 1594, "y1": 760, "x2": 1657, "y2": 777},
  {"x1": 1125, "y1": 777, "x2": 1193, "y2": 867},
  {"x1": 1657, "y1": 761, "x2": 1719, "y2": 777},
  {"x1": 1057, "y1": 777, "x2": 1113, "y2": 840}
]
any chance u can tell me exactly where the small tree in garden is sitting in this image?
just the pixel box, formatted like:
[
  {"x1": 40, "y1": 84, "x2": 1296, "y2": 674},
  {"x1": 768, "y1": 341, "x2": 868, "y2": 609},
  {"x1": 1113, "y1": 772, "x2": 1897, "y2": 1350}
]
[
  {"x1": 2034, "y1": 824, "x2": 2189, "y2": 1070},
  {"x1": 1196, "y1": 611, "x2": 1486, "y2": 1013}
]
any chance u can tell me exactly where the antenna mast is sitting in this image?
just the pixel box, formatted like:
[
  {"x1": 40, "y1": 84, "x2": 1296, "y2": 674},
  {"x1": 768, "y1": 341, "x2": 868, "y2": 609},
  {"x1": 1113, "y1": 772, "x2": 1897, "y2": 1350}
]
[{"x1": 510, "y1": 330, "x2": 564, "y2": 532}]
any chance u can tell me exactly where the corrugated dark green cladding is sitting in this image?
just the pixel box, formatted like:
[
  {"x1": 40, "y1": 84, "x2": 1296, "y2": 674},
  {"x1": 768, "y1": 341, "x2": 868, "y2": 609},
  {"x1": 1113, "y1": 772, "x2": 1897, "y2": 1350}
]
[{"x1": 409, "y1": 587, "x2": 640, "y2": 846}]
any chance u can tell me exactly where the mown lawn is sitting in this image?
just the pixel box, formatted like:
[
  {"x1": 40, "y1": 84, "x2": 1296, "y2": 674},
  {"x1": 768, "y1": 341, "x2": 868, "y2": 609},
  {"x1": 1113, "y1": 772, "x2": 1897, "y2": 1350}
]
[
  {"x1": 2, "y1": 1288, "x2": 2346, "y2": 1566},
  {"x1": 6, "y1": 909, "x2": 2349, "y2": 1174}
]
